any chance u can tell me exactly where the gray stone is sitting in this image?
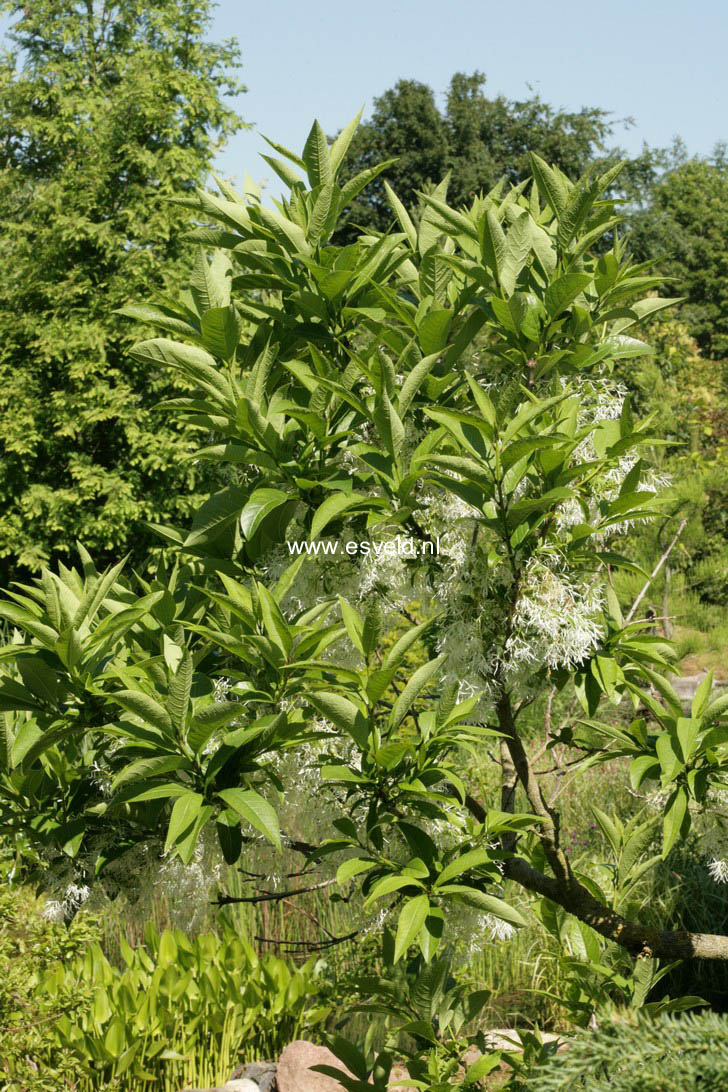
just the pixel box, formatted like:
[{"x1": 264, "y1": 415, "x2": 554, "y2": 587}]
[
  {"x1": 229, "y1": 1061, "x2": 277, "y2": 1092},
  {"x1": 225, "y1": 1081, "x2": 260, "y2": 1092},
  {"x1": 276, "y1": 1040, "x2": 356, "y2": 1092}
]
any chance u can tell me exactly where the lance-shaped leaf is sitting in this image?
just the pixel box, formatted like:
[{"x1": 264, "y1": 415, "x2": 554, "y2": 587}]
[
  {"x1": 529, "y1": 153, "x2": 568, "y2": 219},
  {"x1": 200, "y1": 306, "x2": 242, "y2": 361},
  {"x1": 384, "y1": 181, "x2": 417, "y2": 250},
  {"x1": 110, "y1": 690, "x2": 173, "y2": 736},
  {"x1": 390, "y1": 655, "x2": 446, "y2": 729},
  {"x1": 436, "y1": 885, "x2": 527, "y2": 926},
  {"x1": 167, "y1": 649, "x2": 193, "y2": 731},
  {"x1": 309, "y1": 691, "x2": 369, "y2": 748},
  {"x1": 394, "y1": 894, "x2": 430, "y2": 962},
  {"x1": 165, "y1": 792, "x2": 204, "y2": 853},
  {"x1": 217, "y1": 787, "x2": 281, "y2": 850},
  {"x1": 302, "y1": 119, "x2": 332, "y2": 188},
  {"x1": 130, "y1": 338, "x2": 233, "y2": 407},
  {"x1": 311, "y1": 492, "x2": 368, "y2": 540}
]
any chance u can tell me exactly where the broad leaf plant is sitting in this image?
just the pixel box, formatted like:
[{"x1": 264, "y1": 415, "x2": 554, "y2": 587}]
[{"x1": 3, "y1": 117, "x2": 728, "y2": 1081}]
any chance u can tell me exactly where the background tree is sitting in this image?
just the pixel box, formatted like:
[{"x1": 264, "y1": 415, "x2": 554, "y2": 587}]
[
  {"x1": 335, "y1": 71, "x2": 621, "y2": 238},
  {"x1": 0, "y1": 0, "x2": 244, "y2": 582},
  {"x1": 626, "y1": 145, "x2": 728, "y2": 359}
]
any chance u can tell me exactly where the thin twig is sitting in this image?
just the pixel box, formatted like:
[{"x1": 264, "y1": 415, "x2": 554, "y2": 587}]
[
  {"x1": 625, "y1": 518, "x2": 688, "y2": 624},
  {"x1": 254, "y1": 929, "x2": 358, "y2": 952},
  {"x1": 211, "y1": 878, "x2": 336, "y2": 907}
]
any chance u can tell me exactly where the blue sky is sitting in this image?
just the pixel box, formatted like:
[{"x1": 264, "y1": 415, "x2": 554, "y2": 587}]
[{"x1": 209, "y1": 0, "x2": 727, "y2": 198}]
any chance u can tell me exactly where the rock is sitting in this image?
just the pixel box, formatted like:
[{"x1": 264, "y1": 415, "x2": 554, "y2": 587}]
[
  {"x1": 229, "y1": 1062, "x2": 277, "y2": 1092},
  {"x1": 276, "y1": 1040, "x2": 356, "y2": 1092},
  {"x1": 477, "y1": 1028, "x2": 566, "y2": 1052},
  {"x1": 176, "y1": 1080, "x2": 265, "y2": 1092}
]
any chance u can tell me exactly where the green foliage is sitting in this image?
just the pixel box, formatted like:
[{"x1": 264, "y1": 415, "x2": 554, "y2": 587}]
[
  {"x1": 334, "y1": 71, "x2": 621, "y2": 239},
  {"x1": 0, "y1": 885, "x2": 102, "y2": 1089},
  {"x1": 0, "y1": 0, "x2": 244, "y2": 580},
  {"x1": 43, "y1": 920, "x2": 329, "y2": 1088},
  {"x1": 3, "y1": 115, "x2": 727, "y2": 1082},
  {"x1": 532, "y1": 1009, "x2": 728, "y2": 1091},
  {"x1": 627, "y1": 146, "x2": 728, "y2": 358},
  {"x1": 0, "y1": 886, "x2": 328, "y2": 1091}
]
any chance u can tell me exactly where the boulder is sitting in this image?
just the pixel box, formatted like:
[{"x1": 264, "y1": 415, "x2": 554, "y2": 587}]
[
  {"x1": 229, "y1": 1063, "x2": 277, "y2": 1092},
  {"x1": 276, "y1": 1040, "x2": 356, "y2": 1092},
  {"x1": 225, "y1": 1081, "x2": 261, "y2": 1092}
]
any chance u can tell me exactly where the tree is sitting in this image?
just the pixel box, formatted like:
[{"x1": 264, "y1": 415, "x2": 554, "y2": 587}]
[
  {"x1": 0, "y1": 0, "x2": 244, "y2": 582},
  {"x1": 4, "y1": 121, "x2": 728, "y2": 1085},
  {"x1": 627, "y1": 147, "x2": 728, "y2": 359},
  {"x1": 335, "y1": 71, "x2": 620, "y2": 238}
]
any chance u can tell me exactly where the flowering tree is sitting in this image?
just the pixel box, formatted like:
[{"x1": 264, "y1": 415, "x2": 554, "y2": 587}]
[{"x1": 3, "y1": 118, "x2": 728, "y2": 1083}]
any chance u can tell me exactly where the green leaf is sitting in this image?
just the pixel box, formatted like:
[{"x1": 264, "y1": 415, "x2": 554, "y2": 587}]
[
  {"x1": 258, "y1": 207, "x2": 312, "y2": 256},
  {"x1": 330, "y1": 109, "x2": 363, "y2": 174},
  {"x1": 337, "y1": 858, "x2": 377, "y2": 884},
  {"x1": 110, "y1": 756, "x2": 190, "y2": 796},
  {"x1": 676, "y1": 717, "x2": 700, "y2": 765},
  {"x1": 111, "y1": 690, "x2": 173, "y2": 736},
  {"x1": 394, "y1": 894, "x2": 430, "y2": 963},
  {"x1": 0, "y1": 712, "x2": 11, "y2": 773},
  {"x1": 662, "y1": 786, "x2": 688, "y2": 858},
  {"x1": 216, "y1": 810, "x2": 243, "y2": 865},
  {"x1": 130, "y1": 338, "x2": 232, "y2": 407},
  {"x1": 435, "y1": 848, "x2": 494, "y2": 888},
  {"x1": 500, "y1": 210, "x2": 532, "y2": 295},
  {"x1": 692, "y1": 672, "x2": 713, "y2": 718},
  {"x1": 545, "y1": 273, "x2": 592, "y2": 317},
  {"x1": 361, "y1": 599, "x2": 381, "y2": 659},
  {"x1": 309, "y1": 180, "x2": 335, "y2": 245},
  {"x1": 256, "y1": 582, "x2": 293, "y2": 656},
  {"x1": 167, "y1": 649, "x2": 193, "y2": 731},
  {"x1": 590, "y1": 806, "x2": 621, "y2": 856},
  {"x1": 629, "y1": 755, "x2": 660, "y2": 791},
  {"x1": 165, "y1": 792, "x2": 203, "y2": 852},
  {"x1": 184, "y1": 485, "x2": 247, "y2": 548},
  {"x1": 339, "y1": 160, "x2": 397, "y2": 208},
  {"x1": 529, "y1": 153, "x2": 568, "y2": 218},
  {"x1": 200, "y1": 306, "x2": 241, "y2": 361},
  {"x1": 260, "y1": 154, "x2": 305, "y2": 190},
  {"x1": 260, "y1": 134, "x2": 305, "y2": 169},
  {"x1": 240, "y1": 488, "x2": 292, "y2": 540},
  {"x1": 384, "y1": 181, "x2": 417, "y2": 250},
  {"x1": 390, "y1": 656, "x2": 446, "y2": 729},
  {"x1": 373, "y1": 390, "x2": 405, "y2": 462},
  {"x1": 217, "y1": 788, "x2": 281, "y2": 850},
  {"x1": 418, "y1": 308, "x2": 452, "y2": 354},
  {"x1": 302, "y1": 120, "x2": 332, "y2": 188},
  {"x1": 465, "y1": 376, "x2": 497, "y2": 427},
  {"x1": 656, "y1": 731, "x2": 683, "y2": 782},
  {"x1": 309, "y1": 692, "x2": 369, "y2": 748},
  {"x1": 311, "y1": 492, "x2": 368, "y2": 539},
  {"x1": 437, "y1": 886, "x2": 527, "y2": 926},
  {"x1": 482, "y1": 209, "x2": 505, "y2": 279},
  {"x1": 465, "y1": 1054, "x2": 503, "y2": 1085},
  {"x1": 398, "y1": 351, "x2": 439, "y2": 415},
  {"x1": 338, "y1": 597, "x2": 364, "y2": 655},
  {"x1": 0, "y1": 675, "x2": 46, "y2": 713}
]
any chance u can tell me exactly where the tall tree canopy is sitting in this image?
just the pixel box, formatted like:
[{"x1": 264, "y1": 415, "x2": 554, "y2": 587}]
[
  {"x1": 335, "y1": 71, "x2": 620, "y2": 239},
  {"x1": 627, "y1": 146, "x2": 728, "y2": 360},
  {"x1": 0, "y1": 0, "x2": 244, "y2": 581}
]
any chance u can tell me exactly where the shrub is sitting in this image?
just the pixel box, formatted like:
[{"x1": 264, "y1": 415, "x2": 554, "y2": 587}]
[
  {"x1": 532, "y1": 1009, "x2": 728, "y2": 1091},
  {"x1": 1, "y1": 886, "x2": 329, "y2": 1091}
]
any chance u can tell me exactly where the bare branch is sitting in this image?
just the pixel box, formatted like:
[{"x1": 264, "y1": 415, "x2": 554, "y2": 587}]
[
  {"x1": 211, "y1": 878, "x2": 336, "y2": 907},
  {"x1": 625, "y1": 518, "x2": 688, "y2": 624}
]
